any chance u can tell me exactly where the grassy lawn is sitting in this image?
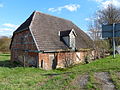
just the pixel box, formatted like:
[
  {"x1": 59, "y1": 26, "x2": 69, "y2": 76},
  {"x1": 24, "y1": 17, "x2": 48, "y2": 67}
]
[{"x1": 0, "y1": 54, "x2": 120, "y2": 89}]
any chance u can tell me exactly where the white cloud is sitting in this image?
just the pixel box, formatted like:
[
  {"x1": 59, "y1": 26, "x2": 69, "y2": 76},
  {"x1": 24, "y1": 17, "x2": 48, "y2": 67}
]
[
  {"x1": 93, "y1": 0, "x2": 103, "y2": 3},
  {"x1": 0, "y1": 23, "x2": 18, "y2": 36},
  {"x1": 3, "y1": 23, "x2": 18, "y2": 29},
  {"x1": 48, "y1": 4, "x2": 80, "y2": 12},
  {"x1": 85, "y1": 17, "x2": 98, "y2": 21},
  {"x1": 101, "y1": 0, "x2": 120, "y2": 8},
  {"x1": 64, "y1": 4, "x2": 80, "y2": 11},
  {"x1": 92, "y1": 0, "x2": 120, "y2": 8},
  {"x1": 85, "y1": 18, "x2": 92, "y2": 21},
  {"x1": 48, "y1": 8, "x2": 60, "y2": 12},
  {"x1": 0, "y1": 3, "x2": 4, "y2": 8},
  {"x1": 0, "y1": 28, "x2": 13, "y2": 32}
]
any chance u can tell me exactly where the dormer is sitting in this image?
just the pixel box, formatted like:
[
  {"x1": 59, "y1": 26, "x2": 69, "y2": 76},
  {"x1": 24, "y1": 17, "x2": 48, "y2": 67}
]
[{"x1": 59, "y1": 29, "x2": 77, "y2": 50}]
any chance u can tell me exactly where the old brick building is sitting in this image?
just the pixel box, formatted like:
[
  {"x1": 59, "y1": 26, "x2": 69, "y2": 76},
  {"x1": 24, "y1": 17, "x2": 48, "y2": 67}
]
[{"x1": 10, "y1": 11, "x2": 93, "y2": 70}]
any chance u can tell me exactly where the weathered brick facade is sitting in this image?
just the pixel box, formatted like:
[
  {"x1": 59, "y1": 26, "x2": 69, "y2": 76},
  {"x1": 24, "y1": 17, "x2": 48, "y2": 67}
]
[
  {"x1": 37, "y1": 51, "x2": 93, "y2": 70},
  {"x1": 10, "y1": 11, "x2": 94, "y2": 70},
  {"x1": 11, "y1": 30, "x2": 38, "y2": 67},
  {"x1": 11, "y1": 31, "x2": 93, "y2": 69},
  {"x1": 10, "y1": 29, "x2": 94, "y2": 70}
]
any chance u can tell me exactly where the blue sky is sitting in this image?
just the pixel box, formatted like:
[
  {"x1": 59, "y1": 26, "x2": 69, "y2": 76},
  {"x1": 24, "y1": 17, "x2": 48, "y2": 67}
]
[{"x1": 0, "y1": 0, "x2": 120, "y2": 36}]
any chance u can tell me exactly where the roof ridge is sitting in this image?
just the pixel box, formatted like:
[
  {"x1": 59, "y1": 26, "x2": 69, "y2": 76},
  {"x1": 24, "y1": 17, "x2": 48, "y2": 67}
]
[
  {"x1": 29, "y1": 11, "x2": 40, "y2": 51},
  {"x1": 29, "y1": 11, "x2": 36, "y2": 27},
  {"x1": 34, "y1": 11, "x2": 72, "y2": 23}
]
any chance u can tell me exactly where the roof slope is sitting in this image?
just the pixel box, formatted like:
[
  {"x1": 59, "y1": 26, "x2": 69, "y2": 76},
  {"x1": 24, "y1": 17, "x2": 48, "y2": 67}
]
[{"x1": 14, "y1": 11, "x2": 93, "y2": 51}]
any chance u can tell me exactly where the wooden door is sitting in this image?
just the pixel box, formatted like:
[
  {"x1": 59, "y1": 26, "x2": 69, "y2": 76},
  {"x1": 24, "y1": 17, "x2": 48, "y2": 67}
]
[{"x1": 49, "y1": 54, "x2": 57, "y2": 69}]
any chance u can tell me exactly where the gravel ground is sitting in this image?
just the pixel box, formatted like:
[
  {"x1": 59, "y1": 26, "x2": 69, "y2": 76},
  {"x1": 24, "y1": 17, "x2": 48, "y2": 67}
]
[
  {"x1": 73, "y1": 74, "x2": 89, "y2": 89},
  {"x1": 94, "y1": 72, "x2": 116, "y2": 90}
]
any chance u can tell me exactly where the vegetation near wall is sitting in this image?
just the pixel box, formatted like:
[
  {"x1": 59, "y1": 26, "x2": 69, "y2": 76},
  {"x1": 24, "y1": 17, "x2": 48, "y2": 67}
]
[
  {"x1": 0, "y1": 36, "x2": 11, "y2": 53},
  {"x1": 0, "y1": 54, "x2": 120, "y2": 89},
  {"x1": 88, "y1": 4, "x2": 120, "y2": 58}
]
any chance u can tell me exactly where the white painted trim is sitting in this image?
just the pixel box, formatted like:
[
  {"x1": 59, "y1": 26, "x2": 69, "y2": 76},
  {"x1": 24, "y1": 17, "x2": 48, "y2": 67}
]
[{"x1": 71, "y1": 29, "x2": 77, "y2": 36}]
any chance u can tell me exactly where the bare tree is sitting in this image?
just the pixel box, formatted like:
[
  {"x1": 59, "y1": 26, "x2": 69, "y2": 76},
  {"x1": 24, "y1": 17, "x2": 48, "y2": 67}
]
[
  {"x1": 88, "y1": 18, "x2": 104, "y2": 59},
  {"x1": 88, "y1": 4, "x2": 120, "y2": 58},
  {"x1": 89, "y1": 4, "x2": 120, "y2": 39},
  {"x1": 63, "y1": 53, "x2": 74, "y2": 67},
  {"x1": 97, "y1": 4, "x2": 120, "y2": 25},
  {"x1": 88, "y1": 18, "x2": 101, "y2": 41}
]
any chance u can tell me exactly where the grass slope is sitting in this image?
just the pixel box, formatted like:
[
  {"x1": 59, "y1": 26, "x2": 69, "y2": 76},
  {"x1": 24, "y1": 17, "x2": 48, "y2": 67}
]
[{"x1": 0, "y1": 54, "x2": 120, "y2": 89}]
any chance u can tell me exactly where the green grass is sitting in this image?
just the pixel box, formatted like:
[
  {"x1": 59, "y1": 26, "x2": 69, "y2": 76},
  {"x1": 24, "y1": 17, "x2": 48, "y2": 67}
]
[
  {"x1": 0, "y1": 54, "x2": 120, "y2": 89},
  {"x1": 109, "y1": 70, "x2": 120, "y2": 90},
  {"x1": 86, "y1": 72, "x2": 98, "y2": 90}
]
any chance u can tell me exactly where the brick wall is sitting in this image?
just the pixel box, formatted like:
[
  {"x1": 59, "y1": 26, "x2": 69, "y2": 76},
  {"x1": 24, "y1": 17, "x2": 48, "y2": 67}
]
[
  {"x1": 10, "y1": 29, "x2": 94, "y2": 69},
  {"x1": 38, "y1": 51, "x2": 91, "y2": 70},
  {"x1": 11, "y1": 30, "x2": 38, "y2": 67}
]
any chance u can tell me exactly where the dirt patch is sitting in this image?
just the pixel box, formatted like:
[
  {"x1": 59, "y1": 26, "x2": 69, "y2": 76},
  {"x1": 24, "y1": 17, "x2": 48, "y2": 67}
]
[
  {"x1": 94, "y1": 72, "x2": 116, "y2": 90},
  {"x1": 72, "y1": 74, "x2": 89, "y2": 89},
  {"x1": 116, "y1": 72, "x2": 120, "y2": 76}
]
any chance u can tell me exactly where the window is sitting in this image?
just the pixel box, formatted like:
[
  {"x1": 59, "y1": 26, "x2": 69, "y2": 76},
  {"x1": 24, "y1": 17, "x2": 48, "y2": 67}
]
[{"x1": 59, "y1": 29, "x2": 77, "y2": 50}]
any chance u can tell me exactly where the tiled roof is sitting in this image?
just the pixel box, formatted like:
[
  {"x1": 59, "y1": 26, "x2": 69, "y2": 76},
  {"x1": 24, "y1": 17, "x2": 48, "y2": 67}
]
[{"x1": 13, "y1": 11, "x2": 93, "y2": 51}]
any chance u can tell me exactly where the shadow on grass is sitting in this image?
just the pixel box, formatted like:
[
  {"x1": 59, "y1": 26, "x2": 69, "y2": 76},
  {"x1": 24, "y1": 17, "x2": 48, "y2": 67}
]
[
  {"x1": 41, "y1": 72, "x2": 73, "y2": 77},
  {"x1": 0, "y1": 54, "x2": 10, "y2": 56},
  {"x1": 0, "y1": 60, "x2": 22, "y2": 68}
]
